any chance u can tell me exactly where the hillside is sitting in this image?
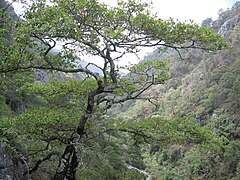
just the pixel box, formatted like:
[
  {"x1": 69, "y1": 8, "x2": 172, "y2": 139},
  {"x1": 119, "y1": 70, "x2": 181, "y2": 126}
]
[
  {"x1": 113, "y1": 2, "x2": 240, "y2": 121},
  {"x1": 0, "y1": 1, "x2": 239, "y2": 179},
  {"x1": 110, "y1": 2, "x2": 240, "y2": 179}
]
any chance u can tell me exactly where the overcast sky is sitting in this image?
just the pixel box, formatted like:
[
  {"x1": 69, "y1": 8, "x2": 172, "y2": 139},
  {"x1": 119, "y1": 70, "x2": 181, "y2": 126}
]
[
  {"x1": 13, "y1": 0, "x2": 239, "y2": 23},
  {"x1": 12, "y1": 0, "x2": 239, "y2": 66},
  {"x1": 99, "y1": 0, "x2": 238, "y2": 23},
  {"x1": 97, "y1": 0, "x2": 239, "y2": 66}
]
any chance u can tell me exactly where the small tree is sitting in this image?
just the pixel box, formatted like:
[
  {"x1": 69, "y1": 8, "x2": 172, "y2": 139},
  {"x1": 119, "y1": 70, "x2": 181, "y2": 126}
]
[{"x1": 1, "y1": 0, "x2": 227, "y2": 179}]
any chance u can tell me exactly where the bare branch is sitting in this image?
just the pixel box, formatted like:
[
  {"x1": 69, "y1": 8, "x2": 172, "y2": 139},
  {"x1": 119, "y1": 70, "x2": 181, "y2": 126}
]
[
  {"x1": 32, "y1": 33, "x2": 56, "y2": 55},
  {"x1": 0, "y1": 65, "x2": 101, "y2": 82},
  {"x1": 29, "y1": 135, "x2": 68, "y2": 156},
  {"x1": 29, "y1": 151, "x2": 61, "y2": 174}
]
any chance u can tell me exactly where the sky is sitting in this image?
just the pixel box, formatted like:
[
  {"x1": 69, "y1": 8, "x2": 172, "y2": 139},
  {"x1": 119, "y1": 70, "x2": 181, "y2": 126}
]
[
  {"x1": 151, "y1": 0, "x2": 227, "y2": 22},
  {"x1": 96, "y1": 0, "x2": 239, "y2": 66},
  {"x1": 11, "y1": 0, "x2": 239, "y2": 67},
  {"x1": 12, "y1": 0, "x2": 239, "y2": 23},
  {"x1": 99, "y1": 0, "x2": 238, "y2": 23}
]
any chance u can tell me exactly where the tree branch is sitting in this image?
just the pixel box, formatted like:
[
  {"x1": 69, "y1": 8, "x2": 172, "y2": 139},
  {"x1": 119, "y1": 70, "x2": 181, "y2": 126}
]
[{"x1": 29, "y1": 151, "x2": 61, "y2": 174}]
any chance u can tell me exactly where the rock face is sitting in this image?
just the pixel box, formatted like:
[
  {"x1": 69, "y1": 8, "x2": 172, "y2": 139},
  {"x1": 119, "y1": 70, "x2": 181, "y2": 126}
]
[
  {"x1": 0, "y1": 142, "x2": 29, "y2": 180},
  {"x1": 0, "y1": 0, "x2": 17, "y2": 18},
  {"x1": 218, "y1": 3, "x2": 240, "y2": 35}
]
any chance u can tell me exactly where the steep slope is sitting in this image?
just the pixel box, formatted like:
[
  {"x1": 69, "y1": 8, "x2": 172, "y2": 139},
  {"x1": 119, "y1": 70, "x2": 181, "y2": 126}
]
[
  {"x1": 116, "y1": 2, "x2": 240, "y2": 122},
  {"x1": 111, "y1": 2, "x2": 240, "y2": 179},
  {"x1": 1, "y1": 1, "x2": 239, "y2": 179}
]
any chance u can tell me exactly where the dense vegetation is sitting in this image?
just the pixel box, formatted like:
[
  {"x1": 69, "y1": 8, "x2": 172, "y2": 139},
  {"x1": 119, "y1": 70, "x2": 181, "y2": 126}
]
[
  {"x1": 0, "y1": 0, "x2": 239, "y2": 179},
  {"x1": 112, "y1": 2, "x2": 240, "y2": 179}
]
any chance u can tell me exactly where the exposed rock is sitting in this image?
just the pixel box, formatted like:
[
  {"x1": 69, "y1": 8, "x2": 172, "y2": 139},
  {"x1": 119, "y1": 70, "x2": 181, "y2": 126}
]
[
  {"x1": 218, "y1": 3, "x2": 240, "y2": 35},
  {"x1": 125, "y1": 163, "x2": 152, "y2": 180},
  {"x1": 0, "y1": 142, "x2": 29, "y2": 180},
  {"x1": 0, "y1": 0, "x2": 18, "y2": 19}
]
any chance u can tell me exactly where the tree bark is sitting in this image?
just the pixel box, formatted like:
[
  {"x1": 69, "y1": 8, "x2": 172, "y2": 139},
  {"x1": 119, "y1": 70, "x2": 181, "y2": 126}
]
[
  {"x1": 54, "y1": 90, "x2": 100, "y2": 180},
  {"x1": 53, "y1": 144, "x2": 75, "y2": 180},
  {"x1": 66, "y1": 148, "x2": 80, "y2": 180}
]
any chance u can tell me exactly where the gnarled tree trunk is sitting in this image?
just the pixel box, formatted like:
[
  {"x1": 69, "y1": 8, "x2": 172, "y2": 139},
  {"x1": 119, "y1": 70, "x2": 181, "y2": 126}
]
[{"x1": 54, "y1": 90, "x2": 101, "y2": 180}]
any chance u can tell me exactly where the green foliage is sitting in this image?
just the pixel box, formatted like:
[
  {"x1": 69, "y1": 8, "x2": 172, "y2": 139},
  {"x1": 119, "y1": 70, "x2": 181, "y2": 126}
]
[
  {"x1": 0, "y1": 95, "x2": 12, "y2": 116},
  {"x1": 130, "y1": 59, "x2": 170, "y2": 83},
  {"x1": 75, "y1": 121, "x2": 146, "y2": 179},
  {"x1": 142, "y1": 152, "x2": 160, "y2": 175},
  {"x1": 0, "y1": 9, "x2": 36, "y2": 73},
  {"x1": 142, "y1": 145, "x2": 184, "y2": 179},
  {"x1": 163, "y1": 169, "x2": 182, "y2": 180},
  {"x1": 233, "y1": 79, "x2": 240, "y2": 93},
  {"x1": 114, "y1": 117, "x2": 221, "y2": 147},
  {"x1": 224, "y1": 140, "x2": 240, "y2": 172},
  {"x1": 114, "y1": 4, "x2": 240, "y2": 179},
  {"x1": 20, "y1": 78, "x2": 97, "y2": 101},
  {"x1": 17, "y1": 0, "x2": 227, "y2": 67},
  {"x1": 0, "y1": 106, "x2": 80, "y2": 144},
  {"x1": 181, "y1": 146, "x2": 219, "y2": 179},
  {"x1": 0, "y1": 0, "x2": 232, "y2": 179},
  {"x1": 114, "y1": 59, "x2": 169, "y2": 96}
]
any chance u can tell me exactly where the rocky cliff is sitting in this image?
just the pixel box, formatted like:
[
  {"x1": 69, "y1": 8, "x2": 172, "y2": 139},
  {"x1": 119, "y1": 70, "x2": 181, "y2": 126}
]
[{"x1": 0, "y1": 142, "x2": 29, "y2": 180}]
